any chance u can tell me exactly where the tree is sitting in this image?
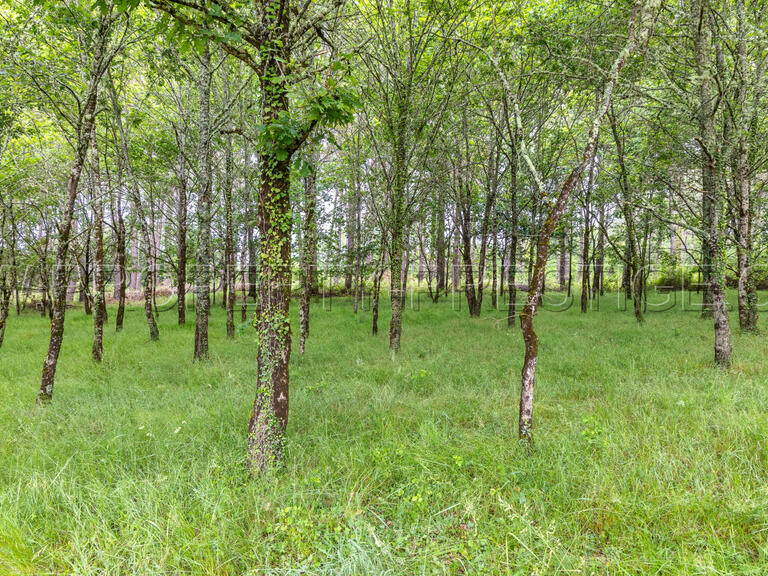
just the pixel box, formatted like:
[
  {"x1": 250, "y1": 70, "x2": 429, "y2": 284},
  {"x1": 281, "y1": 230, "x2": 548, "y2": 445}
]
[
  {"x1": 32, "y1": 1, "x2": 124, "y2": 402},
  {"x1": 148, "y1": 0, "x2": 355, "y2": 470}
]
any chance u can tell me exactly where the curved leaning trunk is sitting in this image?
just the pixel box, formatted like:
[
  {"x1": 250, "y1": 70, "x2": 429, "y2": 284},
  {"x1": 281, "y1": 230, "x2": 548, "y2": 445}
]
[
  {"x1": 38, "y1": 12, "x2": 114, "y2": 402},
  {"x1": 516, "y1": 0, "x2": 655, "y2": 441}
]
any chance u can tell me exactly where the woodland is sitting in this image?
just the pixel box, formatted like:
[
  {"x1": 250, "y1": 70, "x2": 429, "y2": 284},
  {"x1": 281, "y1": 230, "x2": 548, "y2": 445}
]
[{"x1": 1, "y1": 0, "x2": 768, "y2": 573}]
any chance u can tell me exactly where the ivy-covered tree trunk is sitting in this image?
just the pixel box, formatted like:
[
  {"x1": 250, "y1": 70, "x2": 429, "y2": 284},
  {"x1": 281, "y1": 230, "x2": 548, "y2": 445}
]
[
  {"x1": 90, "y1": 125, "x2": 106, "y2": 362},
  {"x1": 39, "y1": 10, "x2": 113, "y2": 402},
  {"x1": 247, "y1": 65, "x2": 293, "y2": 472},
  {"x1": 194, "y1": 44, "x2": 212, "y2": 359}
]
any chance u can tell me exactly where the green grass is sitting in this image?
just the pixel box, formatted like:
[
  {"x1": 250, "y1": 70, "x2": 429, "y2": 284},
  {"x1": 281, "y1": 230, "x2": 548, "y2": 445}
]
[{"x1": 1, "y1": 292, "x2": 767, "y2": 574}]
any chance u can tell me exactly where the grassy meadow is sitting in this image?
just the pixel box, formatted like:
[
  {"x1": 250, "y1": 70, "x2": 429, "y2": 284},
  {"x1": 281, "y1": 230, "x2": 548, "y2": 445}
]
[{"x1": 1, "y1": 291, "x2": 767, "y2": 574}]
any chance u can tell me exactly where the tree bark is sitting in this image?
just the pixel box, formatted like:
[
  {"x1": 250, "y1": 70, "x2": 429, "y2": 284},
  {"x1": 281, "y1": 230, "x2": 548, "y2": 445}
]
[
  {"x1": 176, "y1": 136, "x2": 188, "y2": 325},
  {"x1": 517, "y1": 0, "x2": 654, "y2": 440},
  {"x1": 108, "y1": 71, "x2": 159, "y2": 342},
  {"x1": 694, "y1": 0, "x2": 715, "y2": 319},
  {"x1": 299, "y1": 156, "x2": 317, "y2": 354},
  {"x1": 194, "y1": 44, "x2": 213, "y2": 358},
  {"x1": 39, "y1": 9, "x2": 114, "y2": 402},
  {"x1": 223, "y1": 68, "x2": 236, "y2": 340},
  {"x1": 90, "y1": 125, "x2": 106, "y2": 362}
]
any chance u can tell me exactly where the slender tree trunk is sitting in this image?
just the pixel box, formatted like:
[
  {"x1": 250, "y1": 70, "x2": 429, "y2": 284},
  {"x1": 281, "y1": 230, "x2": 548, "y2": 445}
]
[
  {"x1": 176, "y1": 141, "x2": 188, "y2": 325},
  {"x1": 491, "y1": 230, "x2": 498, "y2": 310},
  {"x1": 372, "y1": 242, "x2": 385, "y2": 336},
  {"x1": 593, "y1": 204, "x2": 605, "y2": 297},
  {"x1": 0, "y1": 282, "x2": 10, "y2": 349},
  {"x1": 580, "y1": 149, "x2": 595, "y2": 313},
  {"x1": 557, "y1": 234, "x2": 567, "y2": 290},
  {"x1": 240, "y1": 248, "x2": 248, "y2": 323},
  {"x1": 90, "y1": 126, "x2": 106, "y2": 362},
  {"x1": 694, "y1": 0, "x2": 715, "y2": 318},
  {"x1": 733, "y1": 0, "x2": 757, "y2": 332},
  {"x1": 695, "y1": 0, "x2": 731, "y2": 365},
  {"x1": 108, "y1": 72, "x2": 159, "y2": 342},
  {"x1": 610, "y1": 107, "x2": 644, "y2": 323},
  {"x1": 39, "y1": 10, "x2": 113, "y2": 402},
  {"x1": 352, "y1": 157, "x2": 362, "y2": 314},
  {"x1": 114, "y1": 187, "x2": 126, "y2": 332},
  {"x1": 194, "y1": 44, "x2": 213, "y2": 358},
  {"x1": 435, "y1": 200, "x2": 446, "y2": 302},
  {"x1": 517, "y1": 0, "x2": 652, "y2": 440},
  {"x1": 0, "y1": 209, "x2": 11, "y2": 349},
  {"x1": 224, "y1": 135, "x2": 236, "y2": 339},
  {"x1": 458, "y1": 189, "x2": 478, "y2": 316},
  {"x1": 345, "y1": 182, "x2": 356, "y2": 292},
  {"x1": 507, "y1": 143, "x2": 519, "y2": 327},
  {"x1": 389, "y1": 107, "x2": 408, "y2": 352},
  {"x1": 222, "y1": 69, "x2": 235, "y2": 339},
  {"x1": 299, "y1": 157, "x2": 317, "y2": 354}
]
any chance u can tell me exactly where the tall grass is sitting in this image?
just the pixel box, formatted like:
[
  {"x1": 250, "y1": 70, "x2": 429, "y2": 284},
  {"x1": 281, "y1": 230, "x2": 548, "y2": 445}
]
[{"x1": 1, "y1": 292, "x2": 767, "y2": 574}]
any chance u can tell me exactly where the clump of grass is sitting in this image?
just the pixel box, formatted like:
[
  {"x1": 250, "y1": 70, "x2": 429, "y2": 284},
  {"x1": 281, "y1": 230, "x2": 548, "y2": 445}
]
[{"x1": 1, "y1": 293, "x2": 767, "y2": 574}]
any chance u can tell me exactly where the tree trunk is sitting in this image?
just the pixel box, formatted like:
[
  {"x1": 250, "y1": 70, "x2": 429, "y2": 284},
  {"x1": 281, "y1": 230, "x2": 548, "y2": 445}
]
[
  {"x1": 176, "y1": 140, "x2": 188, "y2": 325},
  {"x1": 194, "y1": 44, "x2": 213, "y2": 358},
  {"x1": 694, "y1": 0, "x2": 715, "y2": 319},
  {"x1": 517, "y1": 0, "x2": 652, "y2": 440},
  {"x1": 694, "y1": 0, "x2": 731, "y2": 365},
  {"x1": 114, "y1": 187, "x2": 126, "y2": 332},
  {"x1": 507, "y1": 142, "x2": 519, "y2": 327},
  {"x1": 0, "y1": 209, "x2": 12, "y2": 349},
  {"x1": 299, "y1": 157, "x2": 317, "y2": 354},
  {"x1": 592, "y1": 204, "x2": 605, "y2": 297},
  {"x1": 580, "y1": 148, "x2": 596, "y2": 313},
  {"x1": 108, "y1": 71, "x2": 159, "y2": 342},
  {"x1": 39, "y1": 10, "x2": 113, "y2": 402},
  {"x1": 433, "y1": 202, "x2": 447, "y2": 303},
  {"x1": 223, "y1": 68, "x2": 236, "y2": 340},
  {"x1": 388, "y1": 106, "x2": 408, "y2": 352},
  {"x1": 90, "y1": 125, "x2": 106, "y2": 362},
  {"x1": 733, "y1": 0, "x2": 757, "y2": 332},
  {"x1": 247, "y1": 56, "x2": 300, "y2": 472}
]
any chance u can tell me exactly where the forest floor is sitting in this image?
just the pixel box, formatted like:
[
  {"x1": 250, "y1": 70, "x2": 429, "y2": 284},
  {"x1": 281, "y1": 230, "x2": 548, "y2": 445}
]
[{"x1": 1, "y1": 292, "x2": 767, "y2": 575}]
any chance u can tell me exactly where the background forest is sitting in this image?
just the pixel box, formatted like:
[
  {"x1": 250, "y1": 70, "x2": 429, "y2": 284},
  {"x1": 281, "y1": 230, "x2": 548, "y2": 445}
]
[{"x1": 1, "y1": 0, "x2": 768, "y2": 573}]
